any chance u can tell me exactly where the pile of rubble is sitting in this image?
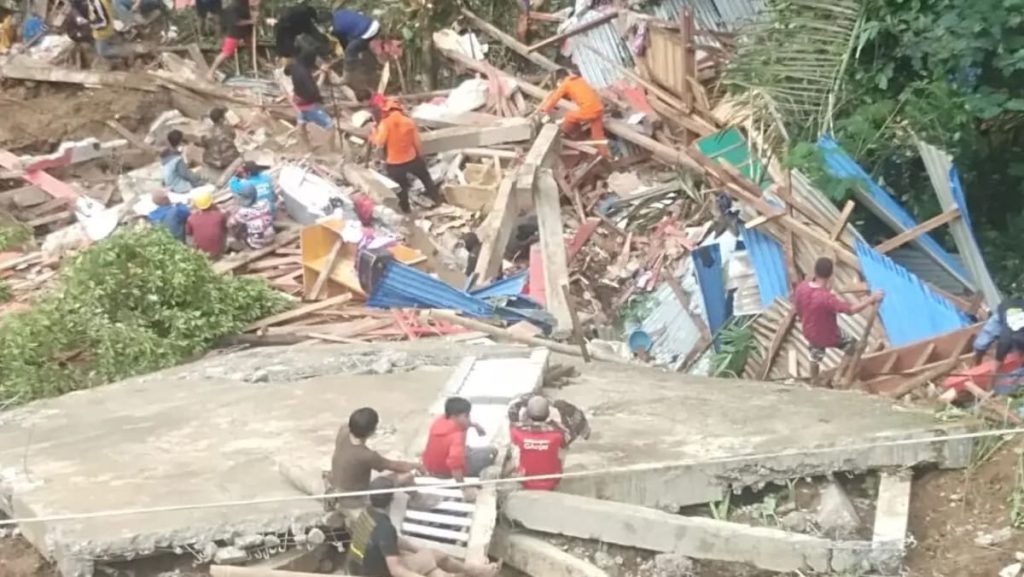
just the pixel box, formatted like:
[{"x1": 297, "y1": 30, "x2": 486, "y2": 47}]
[{"x1": 0, "y1": 0, "x2": 1011, "y2": 408}]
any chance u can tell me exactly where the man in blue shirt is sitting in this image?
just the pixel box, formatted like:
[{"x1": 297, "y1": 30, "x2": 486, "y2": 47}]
[
  {"x1": 974, "y1": 298, "x2": 1024, "y2": 365},
  {"x1": 148, "y1": 191, "x2": 191, "y2": 242},
  {"x1": 330, "y1": 8, "x2": 378, "y2": 63},
  {"x1": 228, "y1": 161, "x2": 277, "y2": 217},
  {"x1": 160, "y1": 130, "x2": 205, "y2": 194}
]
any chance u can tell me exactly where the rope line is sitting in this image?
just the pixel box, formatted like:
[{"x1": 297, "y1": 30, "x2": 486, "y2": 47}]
[{"x1": 0, "y1": 425, "x2": 1017, "y2": 527}]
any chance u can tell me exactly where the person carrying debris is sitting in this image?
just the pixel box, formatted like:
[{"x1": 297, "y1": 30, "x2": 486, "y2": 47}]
[
  {"x1": 148, "y1": 191, "x2": 191, "y2": 242},
  {"x1": 160, "y1": 129, "x2": 206, "y2": 194},
  {"x1": 330, "y1": 7, "x2": 379, "y2": 64},
  {"x1": 421, "y1": 397, "x2": 496, "y2": 502},
  {"x1": 206, "y1": 0, "x2": 253, "y2": 80},
  {"x1": 185, "y1": 188, "x2": 227, "y2": 258},
  {"x1": 538, "y1": 67, "x2": 608, "y2": 157},
  {"x1": 347, "y1": 476, "x2": 501, "y2": 577},
  {"x1": 793, "y1": 257, "x2": 884, "y2": 383},
  {"x1": 200, "y1": 107, "x2": 240, "y2": 171},
  {"x1": 329, "y1": 407, "x2": 421, "y2": 525},
  {"x1": 284, "y1": 49, "x2": 333, "y2": 129},
  {"x1": 228, "y1": 161, "x2": 277, "y2": 216},
  {"x1": 973, "y1": 299, "x2": 1024, "y2": 366},
  {"x1": 508, "y1": 396, "x2": 571, "y2": 491},
  {"x1": 227, "y1": 181, "x2": 275, "y2": 249},
  {"x1": 371, "y1": 98, "x2": 442, "y2": 214},
  {"x1": 74, "y1": 0, "x2": 121, "y2": 60},
  {"x1": 273, "y1": 3, "x2": 327, "y2": 63}
]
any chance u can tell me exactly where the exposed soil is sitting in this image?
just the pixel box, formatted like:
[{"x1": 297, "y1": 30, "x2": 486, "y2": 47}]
[
  {"x1": 906, "y1": 438, "x2": 1024, "y2": 577},
  {"x1": 0, "y1": 84, "x2": 171, "y2": 154},
  {"x1": 0, "y1": 538, "x2": 58, "y2": 577}
]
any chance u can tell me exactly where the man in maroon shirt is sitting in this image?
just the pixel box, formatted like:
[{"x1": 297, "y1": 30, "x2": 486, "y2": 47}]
[
  {"x1": 793, "y1": 257, "x2": 883, "y2": 384},
  {"x1": 186, "y1": 189, "x2": 227, "y2": 258},
  {"x1": 509, "y1": 396, "x2": 567, "y2": 491}
]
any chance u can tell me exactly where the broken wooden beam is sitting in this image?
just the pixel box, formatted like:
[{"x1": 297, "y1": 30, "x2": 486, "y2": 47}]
[
  {"x1": 472, "y1": 170, "x2": 519, "y2": 282},
  {"x1": 419, "y1": 120, "x2": 534, "y2": 155},
  {"x1": 874, "y1": 208, "x2": 960, "y2": 254},
  {"x1": 527, "y1": 10, "x2": 618, "y2": 53},
  {"x1": 244, "y1": 294, "x2": 352, "y2": 332},
  {"x1": 341, "y1": 162, "x2": 400, "y2": 210},
  {"x1": 460, "y1": 7, "x2": 560, "y2": 71},
  {"x1": 758, "y1": 307, "x2": 796, "y2": 380},
  {"x1": 830, "y1": 200, "x2": 855, "y2": 241},
  {"x1": 516, "y1": 123, "x2": 562, "y2": 198},
  {"x1": 535, "y1": 168, "x2": 573, "y2": 336},
  {"x1": 0, "y1": 56, "x2": 158, "y2": 91}
]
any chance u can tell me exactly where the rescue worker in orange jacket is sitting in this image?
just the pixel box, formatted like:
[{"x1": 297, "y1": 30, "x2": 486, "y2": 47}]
[
  {"x1": 371, "y1": 98, "x2": 443, "y2": 214},
  {"x1": 539, "y1": 67, "x2": 608, "y2": 156}
]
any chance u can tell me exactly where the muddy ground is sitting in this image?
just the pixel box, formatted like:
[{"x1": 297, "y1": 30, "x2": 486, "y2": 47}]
[{"x1": 0, "y1": 83, "x2": 170, "y2": 154}]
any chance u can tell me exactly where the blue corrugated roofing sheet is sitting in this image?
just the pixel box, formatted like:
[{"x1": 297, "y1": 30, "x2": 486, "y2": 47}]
[
  {"x1": 818, "y1": 136, "x2": 971, "y2": 284},
  {"x1": 692, "y1": 243, "x2": 729, "y2": 336},
  {"x1": 741, "y1": 227, "x2": 789, "y2": 307},
  {"x1": 368, "y1": 261, "x2": 495, "y2": 317},
  {"x1": 854, "y1": 240, "x2": 969, "y2": 347},
  {"x1": 949, "y1": 165, "x2": 974, "y2": 231},
  {"x1": 469, "y1": 271, "x2": 529, "y2": 299}
]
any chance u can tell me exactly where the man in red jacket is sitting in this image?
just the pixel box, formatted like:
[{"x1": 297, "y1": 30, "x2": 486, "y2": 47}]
[
  {"x1": 421, "y1": 397, "x2": 496, "y2": 502},
  {"x1": 509, "y1": 396, "x2": 567, "y2": 491}
]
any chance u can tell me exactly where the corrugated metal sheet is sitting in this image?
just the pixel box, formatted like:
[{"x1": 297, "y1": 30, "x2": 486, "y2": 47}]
[
  {"x1": 567, "y1": 9, "x2": 635, "y2": 90},
  {"x1": 469, "y1": 271, "x2": 529, "y2": 299},
  {"x1": 369, "y1": 261, "x2": 494, "y2": 317},
  {"x1": 854, "y1": 240, "x2": 970, "y2": 347},
  {"x1": 889, "y1": 246, "x2": 968, "y2": 295},
  {"x1": 692, "y1": 243, "x2": 729, "y2": 336},
  {"x1": 743, "y1": 298, "x2": 844, "y2": 380},
  {"x1": 818, "y1": 136, "x2": 972, "y2": 288},
  {"x1": 742, "y1": 227, "x2": 789, "y2": 307},
  {"x1": 639, "y1": 270, "x2": 704, "y2": 368}
]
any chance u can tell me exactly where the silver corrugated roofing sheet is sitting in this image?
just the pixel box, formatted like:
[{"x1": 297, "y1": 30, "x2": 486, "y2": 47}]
[{"x1": 567, "y1": 9, "x2": 635, "y2": 89}]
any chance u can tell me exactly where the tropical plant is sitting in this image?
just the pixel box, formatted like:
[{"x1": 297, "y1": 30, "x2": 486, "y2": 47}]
[{"x1": 710, "y1": 316, "x2": 757, "y2": 378}]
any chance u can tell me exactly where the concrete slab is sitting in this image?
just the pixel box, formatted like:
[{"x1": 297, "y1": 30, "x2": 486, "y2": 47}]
[
  {"x1": 0, "y1": 344, "x2": 502, "y2": 574},
  {"x1": 491, "y1": 530, "x2": 609, "y2": 577},
  {"x1": 420, "y1": 120, "x2": 534, "y2": 156},
  {"x1": 871, "y1": 471, "x2": 913, "y2": 573},
  {"x1": 503, "y1": 491, "x2": 870, "y2": 574},
  {"x1": 552, "y1": 363, "x2": 974, "y2": 509}
]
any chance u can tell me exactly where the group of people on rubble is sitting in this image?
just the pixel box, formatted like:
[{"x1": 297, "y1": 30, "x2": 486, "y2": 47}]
[{"x1": 325, "y1": 393, "x2": 589, "y2": 577}]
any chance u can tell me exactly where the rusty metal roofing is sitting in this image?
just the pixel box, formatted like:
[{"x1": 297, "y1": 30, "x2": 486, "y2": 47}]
[{"x1": 855, "y1": 240, "x2": 970, "y2": 347}]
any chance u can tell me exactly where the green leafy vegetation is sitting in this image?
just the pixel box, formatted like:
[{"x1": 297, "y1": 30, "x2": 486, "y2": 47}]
[
  {"x1": 728, "y1": 0, "x2": 1024, "y2": 291},
  {"x1": 710, "y1": 317, "x2": 757, "y2": 378},
  {"x1": 0, "y1": 221, "x2": 31, "y2": 251},
  {"x1": 0, "y1": 228, "x2": 288, "y2": 406},
  {"x1": 0, "y1": 280, "x2": 10, "y2": 304}
]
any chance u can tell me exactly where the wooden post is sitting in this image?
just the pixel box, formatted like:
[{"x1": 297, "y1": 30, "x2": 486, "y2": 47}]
[
  {"x1": 678, "y1": 7, "x2": 695, "y2": 111},
  {"x1": 759, "y1": 307, "x2": 796, "y2": 380},
  {"x1": 830, "y1": 200, "x2": 855, "y2": 241},
  {"x1": 874, "y1": 208, "x2": 961, "y2": 254},
  {"x1": 561, "y1": 284, "x2": 591, "y2": 362},
  {"x1": 838, "y1": 303, "x2": 879, "y2": 388},
  {"x1": 307, "y1": 239, "x2": 344, "y2": 301}
]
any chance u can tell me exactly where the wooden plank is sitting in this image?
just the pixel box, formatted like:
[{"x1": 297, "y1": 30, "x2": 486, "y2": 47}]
[
  {"x1": 402, "y1": 522, "x2": 470, "y2": 542},
  {"x1": 210, "y1": 567, "x2": 345, "y2": 577},
  {"x1": 214, "y1": 231, "x2": 301, "y2": 274},
  {"x1": 244, "y1": 294, "x2": 352, "y2": 332},
  {"x1": 758, "y1": 307, "x2": 797, "y2": 380},
  {"x1": 910, "y1": 342, "x2": 938, "y2": 371},
  {"x1": 678, "y1": 6, "x2": 695, "y2": 110},
  {"x1": 472, "y1": 171, "x2": 519, "y2": 282},
  {"x1": 534, "y1": 169, "x2": 573, "y2": 336},
  {"x1": 105, "y1": 120, "x2": 158, "y2": 154},
  {"x1": 404, "y1": 510, "x2": 473, "y2": 527},
  {"x1": 830, "y1": 200, "x2": 855, "y2": 241},
  {"x1": 461, "y1": 7, "x2": 560, "y2": 71},
  {"x1": 0, "y1": 57, "x2": 159, "y2": 91},
  {"x1": 882, "y1": 353, "x2": 962, "y2": 399},
  {"x1": 874, "y1": 208, "x2": 960, "y2": 254},
  {"x1": 186, "y1": 43, "x2": 211, "y2": 75},
  {"x1": 527, "y1": 10, "x2": 618, "y2": 52},
  {"x1": 839, "y1": 304, "x2": 879, "y2": 388},
  {"x1": 306, "y1": 239, "x2": 344, "y2": 301}
]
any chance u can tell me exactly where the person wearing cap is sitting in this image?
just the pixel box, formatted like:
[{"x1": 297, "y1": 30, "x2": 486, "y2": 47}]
[
  {"x1": 227, "y1": 181, "x2": 276, "y2": 249},
  {"x1": 186, "y1": 189, "x2": 227, "y2": 258},
  {"x1": 330, "y1": 8, "x2": 379, "y2": 64},
  {"x1": 509, "y1": 396, "x2": 569, "y2": 491},
  {"x1": 538, "y1": 67, "x2": 608, "y2": 157},
  {"x1": 347, "y1": 476, "x2": 501, "y2": 577},
  {"x1": 229, "y1": 161, "x2": 277, "y2": 217},
  {"x1": 148, "y1": 191, "x2": 191, "y2": 243},
  {"x1": 371, "y1": 98, "x2": 442, "y2": 214},
  {"x1": 200, "y1": 107, "x2": 240, "y2": 171}
]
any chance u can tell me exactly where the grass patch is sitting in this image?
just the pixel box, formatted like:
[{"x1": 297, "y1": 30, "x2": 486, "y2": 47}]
[{"x1": 0, "y1": 227, "x2": 289, "y2": 406}]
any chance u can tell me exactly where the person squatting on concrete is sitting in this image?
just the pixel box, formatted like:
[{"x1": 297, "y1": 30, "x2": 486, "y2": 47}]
[
  {"x1": 226, "y1": 181, "x2": 275, "y2": 249},
  {"x1": 792, "y1": 256, "x2": 884, "y2": 383},
  {"x1": 328, "y1": 407, "x2": 421, "y2": 526},
  {"x1": 229, "y1": 161, "x2": 277, "y2": 216},
  {"x1": 421, "y1": 397, "x2": 496, "y2": 502},
  {"x1": 148, "y1": 191, "x2": 190, "y2": 242},
  {"x1": 284, "y1": 48, "x2": 333, "y2": 129},
  {"x1": 371, "y1": 98, "x2": 443, "y2": 214},
  {"x1": 973, "y1": 298, "x2": 1024, "y2": 366},
  {"x1": 538, "y1": 66, "x2": 608, "y2": 157},
  {"x1": 347, "y1": 476, "x2": 500, "y2": 577},
  {"x1": 507, "y1": 395, "x2": 588, "y2": 491},
  {"x1": 186, "y1": 188, "x2": 227, "y2": 259}
]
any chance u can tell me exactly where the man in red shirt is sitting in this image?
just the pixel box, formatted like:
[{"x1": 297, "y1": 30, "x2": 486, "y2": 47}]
[
  {"x1": 185, "y1": 189, "x2": 227, "y2": 258},
  {"x1": 510, "y1": 396, "x2": 567, "y2": 491},
  {"x1": 793, "y1": 257, "x2": 883, "y2": 384},
  {"x1": 421, "y1": 397, "x2": 495, "y2": 502}
]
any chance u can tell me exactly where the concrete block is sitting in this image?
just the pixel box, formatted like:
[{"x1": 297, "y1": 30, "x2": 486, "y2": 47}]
[
  {"x1": 420, "y1": 120, "x2": 534, "y2": 156},
  {"x1": 503, "y1": 491, "x2": 834, "y2": 573},
  {"x1": 871, "y1": 471, "x2": 912, "y2": 573},
  {"x1": 491, "y1": 530, "x2": 609, "y2": 577}
]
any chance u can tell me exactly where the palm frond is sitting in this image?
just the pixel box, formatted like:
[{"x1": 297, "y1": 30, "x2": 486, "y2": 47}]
[{"x1": 723, "y1": 0, "x2": 865, "y2": 140}]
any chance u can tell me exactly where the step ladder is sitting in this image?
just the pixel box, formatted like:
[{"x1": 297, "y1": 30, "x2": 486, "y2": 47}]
[{"x1": 393, "y1": 349, "x2": 549, "y2": 563}]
